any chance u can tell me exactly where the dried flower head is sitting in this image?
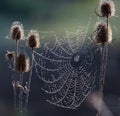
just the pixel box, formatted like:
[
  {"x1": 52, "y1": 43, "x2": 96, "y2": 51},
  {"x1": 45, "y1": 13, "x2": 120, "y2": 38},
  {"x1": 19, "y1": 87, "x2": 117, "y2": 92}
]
[
  {"x1": 10, "y1": 21, "x2": 24, "y2": 40},
  {"x1": 27, "y1": 30, "x2": 40, "y2": 49},
  {"x1": 93, "y1": 22, "x2": 112, "y2": 45},
  {"x1": 100, "y1": 0, "x2": 115, "y2": 17},
  {"x1": 15, "y1": 53, "x2": 30, "y2": 73},
  {"x1": 5, "y1": 51, "x2": 15, "y2": 60}
]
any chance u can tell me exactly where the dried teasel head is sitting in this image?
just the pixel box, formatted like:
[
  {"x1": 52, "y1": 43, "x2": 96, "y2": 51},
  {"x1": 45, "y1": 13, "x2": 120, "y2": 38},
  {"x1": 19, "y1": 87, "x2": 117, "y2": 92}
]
[
  {"x1": 15, "y1": 53, "x2": 30, "y2": 73},
  {"x1": 5, "y1": 51, "x2": 15, "y2": 60},
  {"x1": 10, "y1": 21, "x2": 24, "y2": 40},
  {"x1": 27, "y1": 30, "x2": 40, "y2": 49},
  {"x1": 93, "y1": 22, "x2": 112, "y2": 45},
  {"x1": 100, "y1": 0, "x2": 115, "y2": 17}
]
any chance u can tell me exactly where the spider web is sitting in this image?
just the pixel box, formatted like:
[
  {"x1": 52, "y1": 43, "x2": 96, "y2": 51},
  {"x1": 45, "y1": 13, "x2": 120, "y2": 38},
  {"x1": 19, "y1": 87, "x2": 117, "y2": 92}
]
[{"x1": 34, "y1": 26, "x2": 101, "y2": 109}]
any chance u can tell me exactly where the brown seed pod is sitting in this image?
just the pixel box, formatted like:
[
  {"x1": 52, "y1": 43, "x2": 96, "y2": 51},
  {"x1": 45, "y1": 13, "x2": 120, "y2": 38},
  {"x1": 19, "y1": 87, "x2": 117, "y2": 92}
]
[
  {"x1": 10, "y1": 21, "x2": 24, "y2": 40},
  {"x1": 5, "y1": 51, "x2": 15, "y2": 60},
  {"x1": 27, "y1": 30, "x2": 40, "y2": 49},
  {"x1": 15, "y1": 53, "x2": 30, "y2": 73},
  {"x1": 93, "y1": 22, "x2": 112, "y2": 45},
  {"x1": 100, "y1": 0, "x2": 115, "y2": 17}
]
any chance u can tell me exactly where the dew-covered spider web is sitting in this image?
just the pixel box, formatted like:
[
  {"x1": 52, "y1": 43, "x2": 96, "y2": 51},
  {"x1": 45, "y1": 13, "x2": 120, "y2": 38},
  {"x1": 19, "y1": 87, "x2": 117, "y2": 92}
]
[{"x1": 33, "y1": 26, "x2": 102, "y2": 109}]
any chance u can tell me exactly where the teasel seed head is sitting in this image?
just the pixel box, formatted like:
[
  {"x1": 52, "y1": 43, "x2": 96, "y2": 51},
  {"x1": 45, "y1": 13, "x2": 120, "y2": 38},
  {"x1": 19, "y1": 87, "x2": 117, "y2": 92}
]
[
  {"x1": 93, "y1": 22, "x2": 112, "y2": 45},
  {"x1": 10, "y1": 21, "x2": 24, "y2": 40},
  {"x1": 5, "y1": 51, "x2": 15, "y2": 60},
  {"x1": 27, "y1": 30, "x2": 40, "y2": 49},
  {"x1": 100, "y1": 0, "x2": 115, "y2": 17},
  {"x1": 15, "y1": 53, "x2": 30, "y2": 73}
]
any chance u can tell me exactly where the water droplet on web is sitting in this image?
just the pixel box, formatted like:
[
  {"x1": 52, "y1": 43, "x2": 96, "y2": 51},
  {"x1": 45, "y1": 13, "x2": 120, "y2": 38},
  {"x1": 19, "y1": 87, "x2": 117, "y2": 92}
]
[{"x1": 33, "y1": 26, "x2": 101, "y2": 109}]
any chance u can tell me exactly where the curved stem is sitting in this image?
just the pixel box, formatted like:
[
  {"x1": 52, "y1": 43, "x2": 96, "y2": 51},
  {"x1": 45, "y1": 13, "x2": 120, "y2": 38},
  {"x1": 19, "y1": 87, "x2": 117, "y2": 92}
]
[{"x1": 95, "y1": 8, "x2": 103, "y2": 17}]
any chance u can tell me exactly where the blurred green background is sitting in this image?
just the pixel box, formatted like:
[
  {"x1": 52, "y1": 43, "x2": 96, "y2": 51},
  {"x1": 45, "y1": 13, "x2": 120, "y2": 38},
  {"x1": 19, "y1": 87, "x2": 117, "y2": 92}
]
[{"x1": 0, "y1": 0, "x2": 120, "y2": 116}]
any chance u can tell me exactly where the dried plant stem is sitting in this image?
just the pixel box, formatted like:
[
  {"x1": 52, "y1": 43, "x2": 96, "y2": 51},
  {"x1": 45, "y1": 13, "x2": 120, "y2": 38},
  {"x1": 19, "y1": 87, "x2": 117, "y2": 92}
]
[
  {"x1": 13, "y1": 40, "x2": 19, "y2": 116},
  {"x1": 25, "y1": 49, "x2": 34, "y2": 116},
  {"x1": 97, "y1": 44, "x2": 108, "y2": 116},
  {"x1": 97, "y1": 17, "x2": 109, "y2": 116},
  {"x1": 96, "y1": 46, "x2": 106, "y2": 116},
  {"x1": 16, "y1": 40, "x2": 19, "y2": 56},
  {"x1": 19, "y1": 73, "x2": 24, "y2": 116},
  {"x1": 96, "y1": 112, "x2": 100, "y2": 116},
  {"x1": 100, "y1": 16, "x2": 109, "y2": 98},
  {"x1": 13, "y1": 80, "x2": 16, "y2": 116},
  {"x1": 100, "y1": 17, "x2": 109, "y2": 95},
  {"x1": 100, "y1": 45, "x2": 108, "y2": 96}
]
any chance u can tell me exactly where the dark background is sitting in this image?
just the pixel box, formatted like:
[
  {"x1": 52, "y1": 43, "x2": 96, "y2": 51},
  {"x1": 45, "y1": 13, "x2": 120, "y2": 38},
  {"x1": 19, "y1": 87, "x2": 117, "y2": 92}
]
[{"x1": 0, "y1": 0, "x2": 120, "y2": 116}]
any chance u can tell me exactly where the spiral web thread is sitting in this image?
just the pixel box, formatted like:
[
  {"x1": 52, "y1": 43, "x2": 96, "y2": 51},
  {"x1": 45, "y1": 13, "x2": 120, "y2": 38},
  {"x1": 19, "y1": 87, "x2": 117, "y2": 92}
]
[{"x1": 33, "y1": 26, "x2": 101, "y2": 109}]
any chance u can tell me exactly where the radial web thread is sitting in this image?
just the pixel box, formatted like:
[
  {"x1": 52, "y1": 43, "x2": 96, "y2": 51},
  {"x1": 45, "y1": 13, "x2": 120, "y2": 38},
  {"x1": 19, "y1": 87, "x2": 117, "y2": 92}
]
[{"x1": 34, "y1": 27, "x2": 101, "y2": 109}]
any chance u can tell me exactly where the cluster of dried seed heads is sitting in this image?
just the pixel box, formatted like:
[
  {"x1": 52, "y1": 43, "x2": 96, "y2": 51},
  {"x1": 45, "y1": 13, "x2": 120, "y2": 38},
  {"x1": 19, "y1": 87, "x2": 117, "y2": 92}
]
[{"x1": 9, "y1": 22, "x2": 41, "y2": 73}]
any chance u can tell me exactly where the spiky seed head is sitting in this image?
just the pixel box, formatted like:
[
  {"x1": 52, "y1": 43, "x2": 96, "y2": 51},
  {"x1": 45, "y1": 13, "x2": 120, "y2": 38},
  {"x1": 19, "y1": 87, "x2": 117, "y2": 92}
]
[
  {"x1": 15, "y1": 53, "x2": 30, "y2": 73},
  {"x1": 10, "y1": 21, "x2": 24, "y2": 40},
  {"x1": 100, "y1": 0, "x2": 115, "y2": 17},
  {"x1": 93, "y1": 22, "x2": 112, "y2": 45},
  {"x1": 27, "y1": 30, "x2": 40, "y2": 49},
  {"x1": 5, "y1": 51, "x2": 15, "y2": 60}
]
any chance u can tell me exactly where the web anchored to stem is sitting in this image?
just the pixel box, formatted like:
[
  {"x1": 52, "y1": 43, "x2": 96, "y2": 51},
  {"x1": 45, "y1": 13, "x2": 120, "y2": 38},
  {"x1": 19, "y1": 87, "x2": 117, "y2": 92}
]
[{"x1": 34, "y1": 27, "x2": 102, "y2": 109}]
